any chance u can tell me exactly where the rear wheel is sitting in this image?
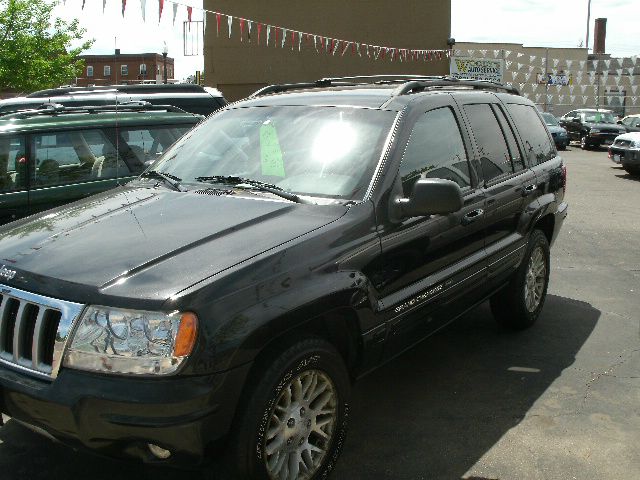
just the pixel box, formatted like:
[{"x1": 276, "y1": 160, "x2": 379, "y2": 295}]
[
  {"x1": 490, "y1": 230, "x2": 550, "y2": 330},
  {"x1": 227, "y1": 338, "x2": 350, "y2": 480}
]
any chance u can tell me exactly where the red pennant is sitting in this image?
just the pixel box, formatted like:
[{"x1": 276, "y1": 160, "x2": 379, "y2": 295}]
[
  {"x1": 121, "y1": 0, "x2": 126, "y2": 17},
  {"x1": 306, "y1": 33, "x2": 311, "y2": 45},
  {"x1": 351, "y1": 43, "x2": 356, "y2": 55},
  {"x1": 291, "y1": 30, "x2": 295, "y2": 50},
  {"x1": 158, "y1": 0, "x2": 164, "y2": 23},
  {"x1": 319, "y1": 36, "x2": 324, "y2": 51},
  {"x1": 187, "y1": 6, "x2": 192, "y2": 23},
  {"x1": 275, "y1": 27, "x2": 279, "y2": 46},
  {"x1": 216, "y1": 13, "x2": 221, "y2": 36},
  {"x1": 381, "y1": 48, "x2": 386, "y2": 60},
  {"x1": 240, "y1": 18, "x2": 245, "y2": 41},
  {"x1": 257, "y1": 23, "x2": 262, "y2": 45}
]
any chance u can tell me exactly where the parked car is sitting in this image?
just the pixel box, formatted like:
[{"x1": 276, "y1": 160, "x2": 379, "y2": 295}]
[
  {"x1": 0, "y1": 83, "x2": 226, "y2": 117},
  {"x1": 608, "y1": 132, "x2": 640, "y2": 175},
  {"x1": 618, "y1": 114, "x2": 640, "y2": 133},
  {"x1": 559, "y1": 108, "x2": 626, "y2": 150},
  {"x1": 540, "y1": 112, "x2": 569, "y2": 150},
  {"x1": 0, "y1": 76, "x2": 567, "y2": 479},
  {"x1": 0, "y1": 103, "x2": 202, "y2": 224}
]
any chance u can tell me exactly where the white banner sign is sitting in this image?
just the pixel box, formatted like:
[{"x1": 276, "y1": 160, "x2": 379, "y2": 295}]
[{"x1": 450, "y1": 57, "x2": 504, "y2": 83}]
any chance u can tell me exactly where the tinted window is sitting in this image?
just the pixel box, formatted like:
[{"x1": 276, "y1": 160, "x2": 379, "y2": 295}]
[
  {"x1": 493, "y1": 106, "x2": 526, "y2": 172},
  {"x1": 464, "y1": 104, "x2": 513, "y2": 183},
  {"x1": 0, "y1": 135, "x2": 27, "y2": 192},
  {"x1": 400, "y1": 107, "x2": 470, "y2": 196},
  {"x1": 581, "y1": 111, "x2": 616, "y2": 124},
  {"x1": 31, "y1": 130, "x2": 131, "y2": 187},
  {"x1": 506, "y1": 104, "x2": 555, "y2": 166}
]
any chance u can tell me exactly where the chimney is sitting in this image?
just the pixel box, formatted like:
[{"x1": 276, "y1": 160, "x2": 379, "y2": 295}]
[{"x1": 593, "y1": 18, "x2": 607, "y2": 54}]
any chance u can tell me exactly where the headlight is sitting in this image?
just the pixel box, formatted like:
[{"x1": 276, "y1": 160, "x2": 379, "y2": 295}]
[
  {"x1": 63, "y1": 306, "x2": 198, "y2": 375},
  {"x1": 631, "y1": 140, "x2": 640, "y2": 149}
]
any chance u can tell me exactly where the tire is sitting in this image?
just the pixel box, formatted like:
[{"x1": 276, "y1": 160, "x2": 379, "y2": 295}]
[
  {"x1": 227, "y1": 338, "x2": 350, "y2": 480},
  {"x1": 490, "y1": 230, "x2": 550, "y2": 330},
  {"x1": 580, "y1": 134, "x2": 590, "y2": 150}
]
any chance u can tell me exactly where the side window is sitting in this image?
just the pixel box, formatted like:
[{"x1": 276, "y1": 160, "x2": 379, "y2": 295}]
[
  {"x1": 31, "y1": 130, "x2": 130, "y2": 187},
  {"x1": 0, "y1": 135, "x2": 27, "y2": 192},
  {"x1": 506, "y1": 104, "x2": 556, "y2": 166},
  {"x1": 120, "y1": 125, "x2": 193, "y2": 172},
  {"x1": 493, "y1": 106, "x2": 526, "y2": 172},
  {"x1": 464, "y1": 104, "x2": 514, "y2": 183},
  {"x1": 399, "y1": 106, "x2": 471, "y2": 196}
]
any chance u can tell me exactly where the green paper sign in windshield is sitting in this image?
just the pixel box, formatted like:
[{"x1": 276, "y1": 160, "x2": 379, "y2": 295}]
[{"x1": 260, "y1": 123, "x2": 285, "y2": 177}]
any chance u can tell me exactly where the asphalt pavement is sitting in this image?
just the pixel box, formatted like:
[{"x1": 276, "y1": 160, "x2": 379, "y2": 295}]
[{"x1": 1, "y1": 145, "x2": 639, "y2": 479}]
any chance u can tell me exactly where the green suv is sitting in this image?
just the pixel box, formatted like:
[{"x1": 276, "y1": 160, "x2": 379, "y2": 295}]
[{"x1": 0, "y1": 104, "x2": 201, "y2": 224}]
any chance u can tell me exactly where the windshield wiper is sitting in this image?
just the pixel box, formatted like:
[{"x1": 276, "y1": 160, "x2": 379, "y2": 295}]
[
  {"x1": 141, "y1": 170, "x2": 184, "y2": 192},
  {"x1": 194, "y1": 176, "x2": 312, "y2": 204}
]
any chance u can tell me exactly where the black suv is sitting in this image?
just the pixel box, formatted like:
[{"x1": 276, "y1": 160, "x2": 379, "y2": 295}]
[
  {"x1": 0, "y1": 76, "x2": 567, "y2": 479},
  {"x1": 0, "y1": 103, "x2": 202, "y2": 224},
  {"x1": 559, "y1": 108, "x2": 626, "y2": 149},
  {"x1": 0, "y1": 83, "x2": 227, "y2": 117}
]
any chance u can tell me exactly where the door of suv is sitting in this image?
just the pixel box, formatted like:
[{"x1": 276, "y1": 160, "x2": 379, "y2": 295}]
[
  {"x1": 458, "y1": 98, "x2": 537, "y2": 282},
  {"x1": 373, "y1": 96, "x2": 488, "y2": 358}
]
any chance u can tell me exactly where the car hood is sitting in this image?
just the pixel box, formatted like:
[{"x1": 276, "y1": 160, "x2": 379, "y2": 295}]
[
  {"x1": 584, "y1": 122, "x2": 625, "y2": 132},
  {"x1": 614, "y1": 131, "x2": 640, "y2": 142},
  {"x1": 546, "y1": 125, "x2": 567, "y2": 134},
  {"x1": 0, "y1": 186, "x2": 347, "y2": 302}
]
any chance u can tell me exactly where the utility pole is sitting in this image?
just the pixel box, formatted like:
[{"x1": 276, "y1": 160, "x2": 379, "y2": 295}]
[{"x1": 585, "y1": 0, "x2": 592, "y2": 51}]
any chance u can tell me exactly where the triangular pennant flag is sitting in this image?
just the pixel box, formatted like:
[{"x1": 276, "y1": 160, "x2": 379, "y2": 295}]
[
  {"x1": 468, "y1": 49, "x2": 475, "y2": 56},
  {"x1": 517, "y1": 52, "x2": 524, "y2": 58},
  {"x1": 570, "y1": 95, "x2": 575, "y2": 103},
  {"x1": 480, "y1": 49, "x2": 487, "y2": 57},
  {"x1": 535, "y1": 93, "x2": 542, "y2": 103},
  {"x1": 632, "y1": 85, "x2": 639, "y2": 95},
  {"x1": 519, "y1": 83, "x2": 526, "y2": 91},
  {"x1": 158, "y1": 0, "x2": 163, "y2": 23},
  {"x1": 82, "y1": 0, "x2": 86, "y2": 9},
  {"x1": 558, "y1": 95, "x2": 565, "y2": 103},
  {"x1": 579, "y1": 60, "x2": 586, "y2": 69},
  {"x1": 122, "y1": 0, "x2": 126, "y2": 17},
  {"x1": 530, "y1": 55, "x2": 536, "y2": 63},
  {"x1": 172, "y1": 3, "x2": 177, "y2": 25},
  {"x1": 216, "y1": 13, "x2": 221, "y2": 36},
  {"x1": 187, "y1": 6, "x2": 192, "y2": 23},
  {"x1": 494, "y1": 50, "x2": 500, "y2": 58},
  {"x1": 247, "y1": 20, "x2": 252, "y2": 42},
  {"x1": 615, "y1": 76, "x2": 622, "y2": 86},
  {"x1": 581, "y1": 85, "x2": 588, "y2": 94},
  {"x1": 566, "y1": 60, "x2": 573, "y2": 70},
  {"x1": 239, "y1": 18, "x2": 245, "y2": 42},
  {"x1": 604, "y1": 60, "x2": 611, "y2": 69},
  {"x1": 517, "y1": 63, "x2": 525, "y2": 71},
  {"x1": 140, "y1": 0, "x2": 146, "y2": 21},
  {"x1": 227, "y1": 15, "x2": 233, "y2": 39},
  {"x1": 529, "y1": 65, "x2": 535, "y2": 73},
  {"x1": 356, "y1": 43, "x2": 361, "y2": 57},
  {"x1": 569, "y1": 85, "x2": 575, "y2": 94},
  {"x1": 512, "y1": 71, "x2": 518, "y2": 80},
  {"x1": 266, "y1": 25, "x2": 271, "y2": 46},
  {"x1": 553, "y1": 58, "x2": 559, "y2": 68},
  {"x1": 525, "y1": 73, "x2": 532, "y2": 82},
  {"x1": 298, "y1": 31, "x2": 302, "y2": 51},
  {"x1": 103, "y1": 0, "x2": 107, "y2": 13},
  {"x1": 257, "y1": 23, "x2": 262, "y2": 44},
  {"x1": 506, "y1": 60, "x2": 512, "y2": 68},
  {"x1": 504, "y1": 50, "x2": 512, "y2": 57},
  {"x1": 312, "y1": 35, "x2": 317, "y2": 52},
  {"x1": 281, "y1": 28, "x2": 287, "y2": 48},
  {"x1": 291, "y1": 30, "x2": 296, "y2": 51},
  {"x1": 582, "y1": 95, "x2": 588, "y2": 105}
]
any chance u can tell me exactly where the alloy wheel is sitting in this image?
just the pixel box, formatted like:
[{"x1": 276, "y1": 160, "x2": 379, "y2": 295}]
[
  {"x1": 263, "y1": 369, "x2": 338, "y2": 480},
  {"x1": 524, "y1": 246, "x2": 546, "y2": 312}
]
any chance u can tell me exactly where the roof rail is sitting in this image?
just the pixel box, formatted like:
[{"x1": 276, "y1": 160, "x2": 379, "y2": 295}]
[
  {"x1": 26, "y1": 83, "x2": 206, "y2": 98},
  {"x1": 250, "y1": 75, "x2": 520, "y2": 98},
  {"x1": 0, "y1": 102, "x2": 191, "y2": 119}
]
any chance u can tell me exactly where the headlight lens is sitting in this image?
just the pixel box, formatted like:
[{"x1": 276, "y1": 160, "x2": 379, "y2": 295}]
[{"x1": 63, "y1": 307, "x2": 198, "y2": 375}]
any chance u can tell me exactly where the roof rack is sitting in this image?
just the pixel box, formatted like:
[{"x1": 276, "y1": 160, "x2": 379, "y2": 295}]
[
  {"x1": 26, "y1": 83, "x2": 206, "y2": 98},
  {"x1": 250, "y1": 75, "x2": 520, "y2": 98},
  {"x1": 0, "y1": 101, "x2": 190, "y2": 119}
]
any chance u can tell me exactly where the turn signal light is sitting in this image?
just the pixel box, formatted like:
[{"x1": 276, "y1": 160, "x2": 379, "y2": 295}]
[{"x1": 174, "y1": 312, "x2": 198, "y2": 357}]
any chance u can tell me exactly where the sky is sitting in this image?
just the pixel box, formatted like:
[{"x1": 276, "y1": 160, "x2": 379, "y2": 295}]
[{"x1": 53, "y1": 0, "x2": 640, "y2": 81}]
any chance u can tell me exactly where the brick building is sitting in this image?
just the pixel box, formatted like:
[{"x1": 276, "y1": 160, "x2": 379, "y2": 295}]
[{"x1": 76, "y1": 52, "x2": 175, "y2": 87}]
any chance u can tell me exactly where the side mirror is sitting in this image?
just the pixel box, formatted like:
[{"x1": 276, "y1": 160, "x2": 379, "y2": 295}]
[{"x1": 396, "y1": 178, "x2": 463, "y2": 218}]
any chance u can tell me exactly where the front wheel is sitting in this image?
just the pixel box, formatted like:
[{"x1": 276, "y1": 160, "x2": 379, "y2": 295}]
[
  {"x1": 490, "y1": 230, "x2": 550, "y2": 330},
  {"x1": 227, "y1": 338, "x2": 350, "y2": 480}
]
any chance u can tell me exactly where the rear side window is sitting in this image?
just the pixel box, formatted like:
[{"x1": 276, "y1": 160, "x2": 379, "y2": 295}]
[
  {"x1": 31, "y1": 129, "x2": 131, "y2": 187},
  {"x1": 506, "y1": 104, "x2": 556, "y2": 165},
  {"x1": 399, "y1": 106, "x2": 471, "y2": 196},
  {"x1": 464, "y1": 104, "x2": 516, "y2": 183},
  {"x1": 0, "y1": 135, "x2": 27, "y2": 192}
]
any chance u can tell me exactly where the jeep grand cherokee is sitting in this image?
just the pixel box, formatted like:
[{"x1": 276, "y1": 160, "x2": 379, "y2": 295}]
[{"x1": 0, "y1": 76, "x2": 567, "y2": 480}]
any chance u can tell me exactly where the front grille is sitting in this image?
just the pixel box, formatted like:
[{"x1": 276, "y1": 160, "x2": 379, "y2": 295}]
[{"x1": 0, "y1": 285, "x2": 84, "y2": 380}]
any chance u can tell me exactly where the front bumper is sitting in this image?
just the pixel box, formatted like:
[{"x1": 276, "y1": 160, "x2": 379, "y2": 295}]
[
  {"x1": 0, "y1": 361, "x2": 251, "y2": 465},
  {"x1": 588, "y1": 132, "x2": 622, "y2": 146}
]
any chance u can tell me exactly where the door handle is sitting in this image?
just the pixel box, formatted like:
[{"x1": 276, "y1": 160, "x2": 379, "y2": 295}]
[
  {"x1": 462, "y1": 208, "x2": 484, "y2": 225},
  {"x1": 523, "y1": 184, "x2": 537, "y2": 196}
]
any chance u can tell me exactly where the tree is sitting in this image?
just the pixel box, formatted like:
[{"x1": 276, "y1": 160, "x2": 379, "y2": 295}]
[{"x1": 0, "y1": 0, "x2": 93, "y2": 93}]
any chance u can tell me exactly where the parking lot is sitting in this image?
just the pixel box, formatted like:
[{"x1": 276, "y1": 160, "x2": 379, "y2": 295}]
[{"x1": 1, "y1": 145, "x2": 639, "y2": 480}]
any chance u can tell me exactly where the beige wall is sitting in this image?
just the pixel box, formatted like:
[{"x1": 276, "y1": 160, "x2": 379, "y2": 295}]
[{"x1": 204, "y1": 0, "x2": 451, "y2": 101}]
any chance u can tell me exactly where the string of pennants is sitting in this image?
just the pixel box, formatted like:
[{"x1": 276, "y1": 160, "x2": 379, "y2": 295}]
[
  {"x1": 61, "y1": 0, "x2": 451, "y2": 63},
  {"x1": 455, "y1": 48, "x2": 640, "y2": 106}
]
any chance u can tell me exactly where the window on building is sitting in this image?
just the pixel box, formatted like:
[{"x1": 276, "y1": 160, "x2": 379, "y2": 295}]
[
  {"x1": 140, "y1": 63, "x2": 147, "y2": 76},
  {"x1": 87, "y1": 66, "x2": 94, "y2": 77},
  {"x1": 399, "y1": 107, "x2": 471, "y2": 196},
  {"x1": 121, "y1": 64, "x2": 128, "y2": 76},
  {"x1": 104, "y1": 65, "x2": 111, "y2": 76}
]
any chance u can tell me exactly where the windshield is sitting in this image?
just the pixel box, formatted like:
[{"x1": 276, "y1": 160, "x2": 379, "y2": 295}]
[
  {"x1": 581, "y1": 111, "x2": 616, "y2": 124},
  {"x1": 541, "y1": 112, "x2": 559, "y2": 126},
  {"x1": 149, "y1": 106, "x2": 396, "y2": 201}
]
